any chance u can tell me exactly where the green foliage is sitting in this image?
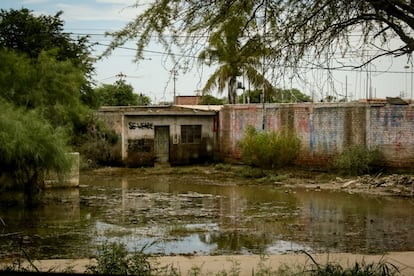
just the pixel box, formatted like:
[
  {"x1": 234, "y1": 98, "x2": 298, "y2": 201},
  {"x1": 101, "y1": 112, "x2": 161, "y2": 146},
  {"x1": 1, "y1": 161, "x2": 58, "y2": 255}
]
[
  {"x1": 0, "y1": 8, "x2": 93, "y2": 71},
  {"x1": 237, "y1": 89, "x2": 262, "y2": 104},
  {"x1": 0, "y1": 100, "x2": 71, "y2": 199},
  {"x1": 0, "y1": 8, "x2": 96, "y2": 144},
  {"x1": 73, "y1": 114, "x2": 121, "y2": 168},
  {"x1": 238, "y1": 88, "x2": 312, "y2": 103},
  {"x1": 334, "y1": 145, "x2": 385, "y2": 175},
  {"x1": 0, "y1": 8, "x2": 95, "y2": 104},
  {"x1": 197, "y1": 14, "x2": 273, "y2": 104},
  {"x1": 238, "y1": 126, "x2": 301, "y2": 169},
  {"x1": 0, "y1": 49, "x2": 119, "y2": 168},
  {"x1": 296, "y1": 251, "x2": 400, "y2": 276},
  {"x1": 0, "y1": 9, "x2": 126, "y2": 201},
  {"x1": 94, "y1": 79, "x2": 151, "y2": 106},
  {"x1": 275, "y1": 88, "x2": 312, "y2": 103},
  {"x1": 86, "y1": 242, "x2": 151, "y2": 275},
  {"x1": 0, "y1": 48, "x2": 90, "y2": 137},
  {"x1": 239, "y1": 166, "x2": 267, "y2": 178},
  {"x1": 200, "y1": 94, "x2": 226, "y2": 105},
  {"x1": 86, "y1": 242, "x2": 179, "y2": 276},
  {"x1": 257, "y1": 174, "x2": 289, "y2": 184},
  {"x1": 214, "y1": 163, "x2": 233, "y2": 171}
]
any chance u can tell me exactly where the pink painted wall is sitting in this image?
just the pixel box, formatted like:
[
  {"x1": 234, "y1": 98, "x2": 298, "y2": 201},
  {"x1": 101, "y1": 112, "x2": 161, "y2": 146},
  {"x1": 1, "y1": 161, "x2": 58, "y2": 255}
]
[{"x1": 220, "y1": 103, "x2": 414, "y2": 168}]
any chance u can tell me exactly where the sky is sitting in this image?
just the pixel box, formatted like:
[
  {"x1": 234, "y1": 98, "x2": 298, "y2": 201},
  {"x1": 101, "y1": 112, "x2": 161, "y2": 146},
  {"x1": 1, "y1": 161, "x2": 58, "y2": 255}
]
[{"x1": 1, "y1": 0, "x2": 413, "y2": 103}]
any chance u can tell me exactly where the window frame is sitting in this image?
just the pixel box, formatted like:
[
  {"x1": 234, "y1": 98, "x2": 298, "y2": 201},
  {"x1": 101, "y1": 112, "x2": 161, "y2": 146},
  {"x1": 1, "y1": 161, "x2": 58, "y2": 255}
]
[{"x1": 180, "y1": 124, "x2": 202, "y2": 144}]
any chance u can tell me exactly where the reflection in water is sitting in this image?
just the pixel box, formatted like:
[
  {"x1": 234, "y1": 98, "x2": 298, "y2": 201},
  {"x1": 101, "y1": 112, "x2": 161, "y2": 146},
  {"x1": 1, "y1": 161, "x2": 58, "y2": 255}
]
[
  {"x1": 1, "y1": 171, "x2": 414, "y2": 260},
  {"x1": 0, "y1": 188, "x2": 84, "y2": 259},
  {"x1": 294, "y1": 190, "x2": 414, "y2": 253}
]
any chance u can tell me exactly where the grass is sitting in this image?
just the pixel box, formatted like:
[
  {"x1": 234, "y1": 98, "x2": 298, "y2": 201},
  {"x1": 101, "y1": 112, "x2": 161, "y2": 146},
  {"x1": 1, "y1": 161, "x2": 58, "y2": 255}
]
[
  {"x1": 1, "y1": 245, "x2": 402, "y2": 275},
  {"x1": 214, "y1": 163, "x2": 233, "y2": 171},
  {"x1": 257, "y1": 174, "x2": 289, "y2": 184},
  {"x1": 297, "y1": 251, "x2": 400, "y2": 276},
  {"x1": 334, "y1": 145, "x2": 385, "y2": 176}
]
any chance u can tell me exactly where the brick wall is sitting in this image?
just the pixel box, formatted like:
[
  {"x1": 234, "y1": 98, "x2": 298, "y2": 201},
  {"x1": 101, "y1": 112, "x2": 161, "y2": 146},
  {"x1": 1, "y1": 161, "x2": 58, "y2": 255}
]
[
  {"x1": 219, "y1": 103, "x2": 414, "y2": 168},
  {"x1": 175, "y1": 96, "x2": 202, "y2": 105}
]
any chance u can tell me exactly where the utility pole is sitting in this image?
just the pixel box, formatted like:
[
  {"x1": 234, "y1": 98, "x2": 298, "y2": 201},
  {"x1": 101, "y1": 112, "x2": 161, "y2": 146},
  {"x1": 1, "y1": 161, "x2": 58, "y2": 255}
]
[
  {"x1": 172, "y1": 69, "x2": 178, "y2": 105},
  {"x1": 262, "y1": 0, "x2": 267, "y2": 130}
]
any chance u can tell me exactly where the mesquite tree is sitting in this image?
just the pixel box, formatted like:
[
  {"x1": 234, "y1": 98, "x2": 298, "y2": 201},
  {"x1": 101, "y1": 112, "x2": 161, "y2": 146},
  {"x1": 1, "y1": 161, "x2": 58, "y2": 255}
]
[
  {"x1": 0, "y1": 101, "x2": 71, "y2": 206},
  {"x1": 104, "y1": 0, "x2": 414, "y2": 90}
]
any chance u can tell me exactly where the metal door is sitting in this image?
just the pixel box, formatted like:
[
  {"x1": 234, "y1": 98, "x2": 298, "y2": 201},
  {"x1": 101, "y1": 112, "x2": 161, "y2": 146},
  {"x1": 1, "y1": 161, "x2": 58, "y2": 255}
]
[{"x1": 154, "y1": 126, "x2": 170, "y2": 163}]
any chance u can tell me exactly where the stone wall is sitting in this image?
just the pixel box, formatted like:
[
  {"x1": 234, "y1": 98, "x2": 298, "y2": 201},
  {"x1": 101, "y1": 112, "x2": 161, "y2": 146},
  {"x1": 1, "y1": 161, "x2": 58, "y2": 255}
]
[{"x1": 219, "y1": 103, "x2": 414, "y2": 168}]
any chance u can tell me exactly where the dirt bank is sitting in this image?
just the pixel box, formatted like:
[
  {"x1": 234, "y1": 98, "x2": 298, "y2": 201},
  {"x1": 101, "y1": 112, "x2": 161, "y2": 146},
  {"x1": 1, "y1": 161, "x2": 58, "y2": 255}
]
[
  {"x1": 87, "y1": 165, "x2": 414, "y2": 197},
  {"x1": 17, "y1": 252, "x2": 414, "y2": 275},
  {"x1": 286, "y1": 173, "x2": 414, "y2": 197}
]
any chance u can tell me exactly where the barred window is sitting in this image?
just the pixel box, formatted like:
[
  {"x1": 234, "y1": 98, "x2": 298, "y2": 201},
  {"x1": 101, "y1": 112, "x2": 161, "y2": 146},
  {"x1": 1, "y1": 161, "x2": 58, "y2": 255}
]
[{"x1": 181, "y1": 125, "x2": 201, "y2": 144}]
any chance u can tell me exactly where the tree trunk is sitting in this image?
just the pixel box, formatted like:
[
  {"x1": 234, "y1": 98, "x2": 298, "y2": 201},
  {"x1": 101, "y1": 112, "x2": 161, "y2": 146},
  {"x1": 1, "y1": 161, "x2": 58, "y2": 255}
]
[
  {"x1": 228, "y1": 77, "x2": 237, "y2": 104},
  {"x1": 23, "y1": 169, "x2": 42, "y2": 207}
]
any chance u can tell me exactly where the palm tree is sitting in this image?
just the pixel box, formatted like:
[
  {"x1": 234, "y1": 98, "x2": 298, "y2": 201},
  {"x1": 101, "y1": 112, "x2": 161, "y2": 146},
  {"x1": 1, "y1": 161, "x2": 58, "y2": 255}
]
[{"x1": 198, "y1": 16, "x2": 273, "y2": 104}]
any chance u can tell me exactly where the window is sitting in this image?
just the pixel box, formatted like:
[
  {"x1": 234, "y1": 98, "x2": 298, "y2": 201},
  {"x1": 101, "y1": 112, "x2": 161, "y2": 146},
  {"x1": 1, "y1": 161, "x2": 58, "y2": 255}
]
[{"x1": 181, "y1": 125, "x2": 201, "y2": 144}]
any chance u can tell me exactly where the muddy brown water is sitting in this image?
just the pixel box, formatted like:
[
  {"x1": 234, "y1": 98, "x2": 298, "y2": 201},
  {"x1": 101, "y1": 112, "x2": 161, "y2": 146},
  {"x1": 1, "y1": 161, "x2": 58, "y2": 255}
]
[{"x1": 1, "y1": 167, "x2": 414, "y2": 260}]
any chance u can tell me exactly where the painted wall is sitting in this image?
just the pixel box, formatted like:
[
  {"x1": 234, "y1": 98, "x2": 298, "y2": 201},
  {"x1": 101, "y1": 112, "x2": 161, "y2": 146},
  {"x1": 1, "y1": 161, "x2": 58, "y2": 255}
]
[
  {"x1": 125, "y1": 114, "x2": 217, "y2": 165},
  {"x1": 220, "y1": 103, "x2": 414, "y2": 168},
  {"x1": 98, "y1": 106, "x2": 219, "y2": 166}
]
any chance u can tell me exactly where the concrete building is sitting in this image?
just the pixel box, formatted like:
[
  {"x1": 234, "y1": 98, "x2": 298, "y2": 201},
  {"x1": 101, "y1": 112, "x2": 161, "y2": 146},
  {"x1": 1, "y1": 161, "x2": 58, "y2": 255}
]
[
  {"x1": 98, "y1": 105, "x2": 220, "y2": 167},
  {"x1": 99, "y1": 99, "x2": 414, "y2": 169}
]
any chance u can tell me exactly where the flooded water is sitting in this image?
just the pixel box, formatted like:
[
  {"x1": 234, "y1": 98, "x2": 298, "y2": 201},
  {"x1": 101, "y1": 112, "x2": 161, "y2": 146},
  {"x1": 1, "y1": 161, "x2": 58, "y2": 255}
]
[{"x1": 1, "y1": 167, "x2": 414, "y2": 260}]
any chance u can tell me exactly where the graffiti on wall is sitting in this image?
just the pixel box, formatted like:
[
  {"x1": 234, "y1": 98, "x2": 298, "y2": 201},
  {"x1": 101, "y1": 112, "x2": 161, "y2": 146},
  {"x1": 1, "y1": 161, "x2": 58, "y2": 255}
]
[
  {"x1": 128, "y1": 139, "x2": 153, "y2": 152},
  {"x1": 222, "y1": 103, "x2": 414, "y2": 166},
  {"x1": 129, "y1": 122, "x2": 154, "y2": 130},
  {"x1": 308, "y1": 108, "x2": 344, "y2": 154},
  {"x1": 370, "y1": 106, "x2": 414, "y2": 146}
]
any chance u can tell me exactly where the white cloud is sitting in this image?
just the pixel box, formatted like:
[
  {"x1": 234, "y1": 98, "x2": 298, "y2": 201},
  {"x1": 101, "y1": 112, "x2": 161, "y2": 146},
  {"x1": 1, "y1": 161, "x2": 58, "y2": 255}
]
[
  {"x1": 55, "y1": 3, "x2": 138, "y2": 23},
  {"x1": 22, "y1": 0, "x2": 51, "y2": 4}
]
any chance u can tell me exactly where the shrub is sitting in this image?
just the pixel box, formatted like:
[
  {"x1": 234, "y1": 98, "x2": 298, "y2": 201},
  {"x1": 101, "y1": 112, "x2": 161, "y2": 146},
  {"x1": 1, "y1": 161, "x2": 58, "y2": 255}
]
[
  {"x1": 238, "y1": 126, "x2": 301, "y2": 169},
  {"x1": 74, "y1": 115, "x2": 122, "y2": 168},
  {"x1": 86, "y1": 242, "x2": 179, "y2": 275},
  {"x1": 0, "y1": 100, "x2": 72, "y2": 205},
  {"x1": 334, "y1": 145, "x2": 385, "y2": 175},
  {"x1": 86, "y1": 242, "x2": 152, "y2": 275}
]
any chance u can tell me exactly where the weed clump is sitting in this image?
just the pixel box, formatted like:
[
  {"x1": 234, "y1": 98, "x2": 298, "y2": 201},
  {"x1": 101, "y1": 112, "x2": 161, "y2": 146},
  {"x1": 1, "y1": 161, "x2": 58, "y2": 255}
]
[
  {"x1": 85, "y1": 242, "x2": 163, "y2": 275},
  {"x1": 292, "y1": 251, "x2": 400, "y2": 276},
  {"x1": 238, "y1": 126, "x2": 301, "y2": 169},
  {"x1": 334, "y1": 145, "x2": 385, "y2": 175}
]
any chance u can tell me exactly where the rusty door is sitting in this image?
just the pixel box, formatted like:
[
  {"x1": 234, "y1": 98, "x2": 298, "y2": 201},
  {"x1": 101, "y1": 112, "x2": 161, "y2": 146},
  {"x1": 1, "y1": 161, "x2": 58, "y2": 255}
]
[{"x1": 154, "y1": 126, "x2": 170, "y2": 163}]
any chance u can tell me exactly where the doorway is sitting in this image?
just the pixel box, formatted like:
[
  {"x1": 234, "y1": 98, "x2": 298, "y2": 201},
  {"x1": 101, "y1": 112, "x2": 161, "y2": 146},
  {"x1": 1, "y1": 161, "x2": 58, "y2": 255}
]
[{"x1": 154, "y1": 126, "x2": 170, "y2": 163}]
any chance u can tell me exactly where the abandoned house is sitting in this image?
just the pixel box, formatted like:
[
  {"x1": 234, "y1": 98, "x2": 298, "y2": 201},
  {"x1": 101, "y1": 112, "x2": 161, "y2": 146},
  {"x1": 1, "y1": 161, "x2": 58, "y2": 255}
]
[{"x1": 98, "y1": 105, "x2": 220, "y2": 166}]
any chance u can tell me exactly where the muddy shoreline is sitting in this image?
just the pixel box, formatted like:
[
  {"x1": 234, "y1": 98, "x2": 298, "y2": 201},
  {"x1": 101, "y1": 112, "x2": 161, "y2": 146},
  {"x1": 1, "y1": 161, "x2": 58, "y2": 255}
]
[{"x1": 86, "y1": 164, "x2": 414, "y2": 198}]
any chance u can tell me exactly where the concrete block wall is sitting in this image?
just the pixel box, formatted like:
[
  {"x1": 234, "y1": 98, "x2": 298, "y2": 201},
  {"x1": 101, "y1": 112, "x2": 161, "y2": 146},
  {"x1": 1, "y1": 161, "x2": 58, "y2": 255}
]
[
  {"x1": 44, "y1": 152, "x2": 80, "y2": 188},
  {"x1": 220, "y1": 103, "x2": 414, "y2": 168}
]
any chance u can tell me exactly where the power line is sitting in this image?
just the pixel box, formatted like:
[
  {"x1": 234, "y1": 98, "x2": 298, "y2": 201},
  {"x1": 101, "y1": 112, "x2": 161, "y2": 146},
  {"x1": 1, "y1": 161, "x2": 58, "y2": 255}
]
[{"x1": 95, "y1": 42, "x2": 412, "y2": 74}]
